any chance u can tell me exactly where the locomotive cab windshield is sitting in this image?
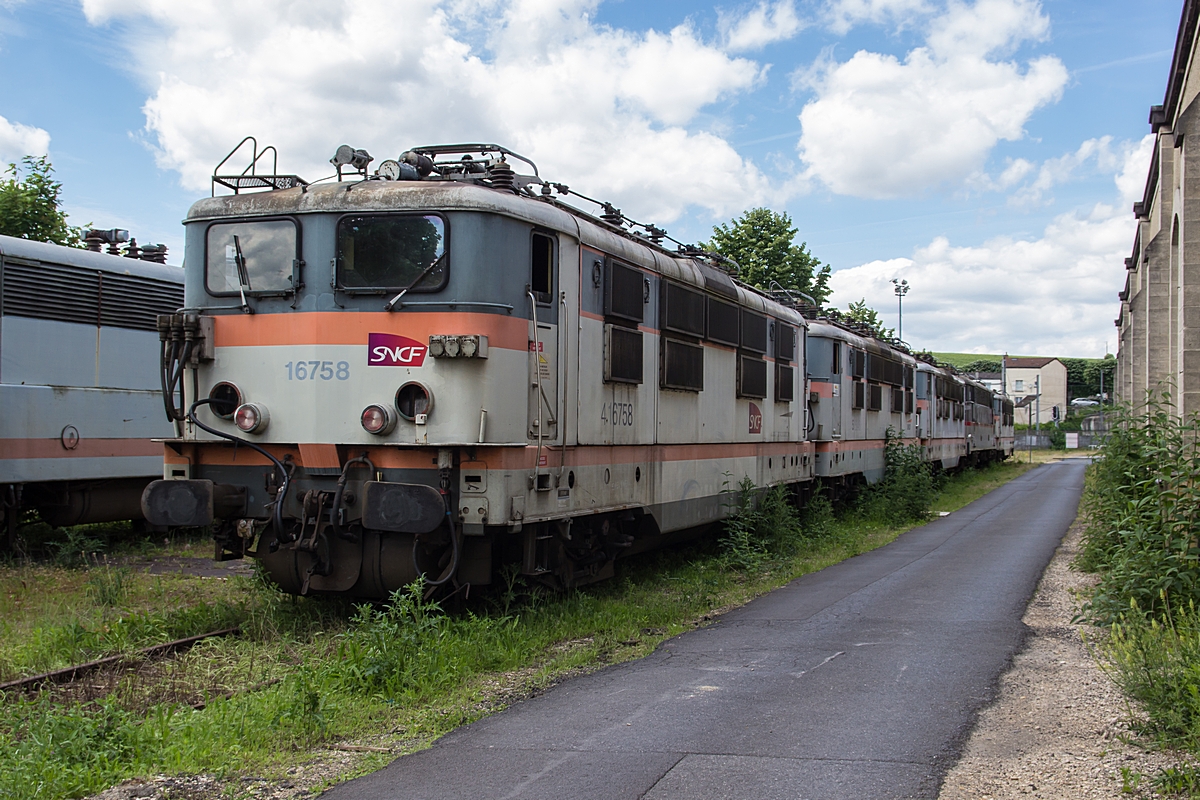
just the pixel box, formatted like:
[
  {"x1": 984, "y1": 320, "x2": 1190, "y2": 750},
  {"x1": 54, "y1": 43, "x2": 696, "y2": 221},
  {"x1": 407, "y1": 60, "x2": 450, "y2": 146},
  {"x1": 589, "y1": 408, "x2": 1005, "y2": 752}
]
[
  {"x1": 205, "y1": 218, "x2": 298, "y2": 295},
  {"x1": 337, "y1": 213, "x2": 447, "y2": 293}
]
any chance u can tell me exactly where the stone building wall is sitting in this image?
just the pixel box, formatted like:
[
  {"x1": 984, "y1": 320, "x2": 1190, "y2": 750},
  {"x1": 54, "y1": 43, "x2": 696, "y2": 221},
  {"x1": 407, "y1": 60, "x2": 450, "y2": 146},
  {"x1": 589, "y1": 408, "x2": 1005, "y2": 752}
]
[{"x1": 1116, "y1": 1, "x2": 1200, "y2": 414}]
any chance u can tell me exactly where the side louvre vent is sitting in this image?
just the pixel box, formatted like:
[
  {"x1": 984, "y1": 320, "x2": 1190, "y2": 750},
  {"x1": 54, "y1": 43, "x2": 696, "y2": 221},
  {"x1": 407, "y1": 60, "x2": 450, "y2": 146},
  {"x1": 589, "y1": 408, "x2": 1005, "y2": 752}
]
[
  {"x1": 604, "y1": 259, "x2": 644, "y2": 323},
  {"x1": 738, "y1": 355, "x2": 767, "y2": 399},
  {"x1": 891, "y1": 386, "x2": 905, "y2": 413},
  {"x1": 706, "y1": 298, "x2": 739, "y2": 346},
  {"x1": 604, "y1": 323, "x2": 643, "y2": 384},
  {"x1": 1, "y1": 261, "x2": 182, "y2": 331},
  {"x1": 661, "y1": 338, "x2": 704, "y2": 392},
  {"x1": 868, "y1": 383, "x2": 883, "y2": 412},
  {"x1": 853, "y1": 380, "x2": 865, "y2": 410},
  {"x1": 776, "y1": 364, "x2": 795, "y2": 402},
  {"x1": 740, "y1": 311, "x2": 767, "y2": 354},
  {"x1": 852, "y1": 349, "x2": 866, "y2": 378},
  {"x1": 775, "y1": 322, "x2": 795, "y2": 362},
  {"x1": 867, "y1": 354, "x2": 904, "y2": 385},
  {"x1": 98, "y1": 272, "x2": 185, "y2": 330},
  {"x1": 661, "y1": 281, "x2": 705, "y2": 337}
]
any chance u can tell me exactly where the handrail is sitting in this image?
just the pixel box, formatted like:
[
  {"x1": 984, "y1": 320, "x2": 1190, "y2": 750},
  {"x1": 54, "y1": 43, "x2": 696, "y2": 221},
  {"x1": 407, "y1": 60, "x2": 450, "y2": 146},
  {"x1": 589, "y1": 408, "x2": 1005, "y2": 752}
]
[{"x1": 528, "y1": 289, "x2": 544, "y2": 489}]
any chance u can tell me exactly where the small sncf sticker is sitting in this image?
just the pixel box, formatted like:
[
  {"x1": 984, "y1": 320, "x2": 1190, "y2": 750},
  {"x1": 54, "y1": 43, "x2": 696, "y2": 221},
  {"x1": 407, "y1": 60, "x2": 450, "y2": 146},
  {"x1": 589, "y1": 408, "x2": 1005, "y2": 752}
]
[
  {"x1": 368, "y1": 333, "x2": 427, "y2": 367},
  {"x1": 748, "y1": 402, "x2": 763, "y2": 435}
]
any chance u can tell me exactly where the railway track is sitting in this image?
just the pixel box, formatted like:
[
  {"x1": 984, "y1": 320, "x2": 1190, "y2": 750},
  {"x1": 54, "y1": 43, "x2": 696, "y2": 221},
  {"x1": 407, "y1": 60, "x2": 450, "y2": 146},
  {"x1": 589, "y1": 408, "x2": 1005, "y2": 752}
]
[{"x1": 0, "y1": 627, "x2": 240, "y2": 696}]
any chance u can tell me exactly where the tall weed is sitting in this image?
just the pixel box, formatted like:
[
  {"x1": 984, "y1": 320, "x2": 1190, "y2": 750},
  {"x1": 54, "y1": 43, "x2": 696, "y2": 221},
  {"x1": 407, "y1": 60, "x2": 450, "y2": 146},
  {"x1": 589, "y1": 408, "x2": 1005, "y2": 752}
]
[
  {"x1": 1077, "y1": 397, "x2": 1200, "y2": 623},
  {"x1": 720, "y1": 477, "x2": 838, "y2": 570},
  {"x1": 857, "y1": 428, "x2": 939, "y2": 525},
  {"x1": 1104, "y1": 601, "x2": 1200, "y2": 749}
]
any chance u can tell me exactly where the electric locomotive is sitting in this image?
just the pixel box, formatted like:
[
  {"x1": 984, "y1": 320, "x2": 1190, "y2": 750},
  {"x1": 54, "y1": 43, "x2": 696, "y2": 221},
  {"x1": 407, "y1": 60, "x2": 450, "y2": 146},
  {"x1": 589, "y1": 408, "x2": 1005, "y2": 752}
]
[{"x1": 143, "y1": 141, "x2": 815, "y2": 597}]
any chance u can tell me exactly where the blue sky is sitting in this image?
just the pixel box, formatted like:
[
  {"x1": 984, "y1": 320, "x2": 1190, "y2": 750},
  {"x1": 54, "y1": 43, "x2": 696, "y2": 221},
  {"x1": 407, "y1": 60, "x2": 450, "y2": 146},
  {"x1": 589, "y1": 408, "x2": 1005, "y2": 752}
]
[{"x1": 0, "y1": 0, "x2": 1184, "y2": 356}]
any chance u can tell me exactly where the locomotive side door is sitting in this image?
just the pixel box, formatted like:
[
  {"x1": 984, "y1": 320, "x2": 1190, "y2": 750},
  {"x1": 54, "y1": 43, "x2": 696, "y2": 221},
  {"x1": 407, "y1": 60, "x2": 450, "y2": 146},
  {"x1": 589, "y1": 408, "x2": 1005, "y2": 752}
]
[
  {"x1": 528, "y1": 232, "x2": 559, "y2": 446},
  {"x1": 830, "y1": 341, "x2": 843, "y2": 438}
]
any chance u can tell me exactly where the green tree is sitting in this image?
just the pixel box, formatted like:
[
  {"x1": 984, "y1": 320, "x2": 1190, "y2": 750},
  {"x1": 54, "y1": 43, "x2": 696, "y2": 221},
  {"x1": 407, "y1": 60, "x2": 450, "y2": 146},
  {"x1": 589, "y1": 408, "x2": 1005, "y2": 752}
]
[
  {"x1": 845, "y1": 298, "x2": 894, "y2": 339},
  {"x1": 0, "y1": 156, "x2": 84, "y2": 246},
  {"x1": 1083, "y1": 354, "x2": 1117, "y2": 399},
  {"x1": 961, "y1": 359, "x2": 1002, "y2": 374},
  {"x1": 704, "y1": 208, "x2": 832, "y2": 305}
]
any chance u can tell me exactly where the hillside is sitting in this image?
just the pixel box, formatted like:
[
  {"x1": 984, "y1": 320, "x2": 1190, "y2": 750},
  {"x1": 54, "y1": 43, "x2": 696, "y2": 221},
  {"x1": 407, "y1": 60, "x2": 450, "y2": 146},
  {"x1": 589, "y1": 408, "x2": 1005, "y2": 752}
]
[{"x1": 930, "y1": 352, "x2": 1110, "y2": 369}]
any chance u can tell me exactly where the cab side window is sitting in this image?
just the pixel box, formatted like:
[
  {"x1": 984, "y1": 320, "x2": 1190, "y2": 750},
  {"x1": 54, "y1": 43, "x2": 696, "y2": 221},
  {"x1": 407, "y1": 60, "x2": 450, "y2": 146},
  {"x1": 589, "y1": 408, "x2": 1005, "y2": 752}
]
[{"x1": 532, "y1": 232, "x2": 555, "y2": 304}]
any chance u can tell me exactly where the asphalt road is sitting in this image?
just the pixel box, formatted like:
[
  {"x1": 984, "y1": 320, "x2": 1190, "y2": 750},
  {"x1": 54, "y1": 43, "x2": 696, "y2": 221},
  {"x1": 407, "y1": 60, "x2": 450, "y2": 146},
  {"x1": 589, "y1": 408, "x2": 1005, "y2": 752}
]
[{"x1": 324, "y1": 460, "x2": 1086, "y2": 800}]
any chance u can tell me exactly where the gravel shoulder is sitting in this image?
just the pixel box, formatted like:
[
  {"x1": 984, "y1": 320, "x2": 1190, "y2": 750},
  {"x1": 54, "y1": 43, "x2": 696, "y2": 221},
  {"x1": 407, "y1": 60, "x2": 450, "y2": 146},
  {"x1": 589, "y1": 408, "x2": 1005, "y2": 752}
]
[{"x1": 937, "y1": 518, "x2": 1184, "y2": 800}]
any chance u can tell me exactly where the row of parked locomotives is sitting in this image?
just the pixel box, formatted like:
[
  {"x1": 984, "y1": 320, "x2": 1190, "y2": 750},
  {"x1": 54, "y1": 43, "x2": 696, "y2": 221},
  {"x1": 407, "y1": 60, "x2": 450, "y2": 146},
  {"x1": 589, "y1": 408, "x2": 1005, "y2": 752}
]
[
  {"x1": 1, "y1": 234, "x2": 182, "y2": 543},
  {"x1": 141, "y1": 142, "x2": 1015, "y2": 598},
  {"x1": 805, "y1": 320, "x2": 1015, "y2": 489}
]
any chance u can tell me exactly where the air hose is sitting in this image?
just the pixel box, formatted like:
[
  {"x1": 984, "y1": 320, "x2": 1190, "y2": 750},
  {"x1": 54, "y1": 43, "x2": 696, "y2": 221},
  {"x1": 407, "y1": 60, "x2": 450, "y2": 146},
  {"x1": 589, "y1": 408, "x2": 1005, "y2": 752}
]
[
  {"x1": 187, "y1": 398, "x2": 292, "y2": 541},
  {"x1": 415, "y1": 490, "x2": 460, "y2": 587}
]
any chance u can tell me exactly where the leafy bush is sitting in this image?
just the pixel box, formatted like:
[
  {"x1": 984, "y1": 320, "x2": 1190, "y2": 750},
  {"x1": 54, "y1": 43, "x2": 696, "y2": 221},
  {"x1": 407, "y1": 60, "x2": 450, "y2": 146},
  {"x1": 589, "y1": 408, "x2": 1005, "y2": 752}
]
[
  {"x1": 1077, "y1": 397, "x2": 1200, "y2": 623},
  {"x1": 857, "y1": 429, "x2": 939, "y2": 525},
  {"x1": 719, "y1": 477, "x2": 811, "y2": 570},
  {"x1": 1105, "y1": 602, "x2": 1200, "y2": 749}
]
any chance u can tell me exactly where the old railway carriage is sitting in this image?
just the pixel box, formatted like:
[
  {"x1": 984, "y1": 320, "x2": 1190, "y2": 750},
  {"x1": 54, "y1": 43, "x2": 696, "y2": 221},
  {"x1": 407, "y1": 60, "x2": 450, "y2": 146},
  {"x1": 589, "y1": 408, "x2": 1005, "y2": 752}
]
[
  {"x1": 143, "y1": 144, "x2": 812, "y2": 596},
  {"x1": 805, "y1": 319, "x2": 918, "y2": 483},
  {"x1": 1, "y1": 234, "x2": 182, "y2": 538}
]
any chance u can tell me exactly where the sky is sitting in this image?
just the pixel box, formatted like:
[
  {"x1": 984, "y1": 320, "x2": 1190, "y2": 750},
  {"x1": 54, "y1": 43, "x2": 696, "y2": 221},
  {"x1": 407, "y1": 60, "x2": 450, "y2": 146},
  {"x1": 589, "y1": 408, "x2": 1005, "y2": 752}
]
[{"x1": 0, "y1": 0, "x2": 1184, "y2": 357}]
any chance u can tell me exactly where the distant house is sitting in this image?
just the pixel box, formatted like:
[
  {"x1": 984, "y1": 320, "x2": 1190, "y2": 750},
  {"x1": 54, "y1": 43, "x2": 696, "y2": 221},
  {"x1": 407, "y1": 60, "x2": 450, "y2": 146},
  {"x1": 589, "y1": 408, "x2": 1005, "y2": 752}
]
[
  {"x1": 966, "y1": 371, "x2": 1003, "y2": 395},
  {"x1": 1004, "y1": 357, "x2": 1068, "y2": 425}
]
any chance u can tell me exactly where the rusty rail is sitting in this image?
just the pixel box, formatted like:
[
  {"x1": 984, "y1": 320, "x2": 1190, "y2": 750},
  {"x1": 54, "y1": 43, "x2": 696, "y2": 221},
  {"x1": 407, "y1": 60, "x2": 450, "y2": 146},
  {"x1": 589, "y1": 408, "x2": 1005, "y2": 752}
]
[{"x1": 0, "y1": 627, "x2": 240, "y2": 694}]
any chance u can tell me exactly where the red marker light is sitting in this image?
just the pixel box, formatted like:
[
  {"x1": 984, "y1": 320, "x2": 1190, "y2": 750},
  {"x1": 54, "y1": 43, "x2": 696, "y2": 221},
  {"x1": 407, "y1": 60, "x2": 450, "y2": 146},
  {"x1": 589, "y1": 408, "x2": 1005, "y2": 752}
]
[
  {"x1": 361, "y1": 404, "x2": 397, "y2": 435},
  {"x1": 234, "y1": 403, "x2": 269, "y2": 433}
]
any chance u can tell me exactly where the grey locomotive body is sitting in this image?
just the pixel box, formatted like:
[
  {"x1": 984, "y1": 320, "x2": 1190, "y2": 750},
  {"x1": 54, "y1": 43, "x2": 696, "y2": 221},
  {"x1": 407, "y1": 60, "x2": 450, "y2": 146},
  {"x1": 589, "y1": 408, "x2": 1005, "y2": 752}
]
[
  {"x1": 1, "y1": 234, "x2": 182, "y2": 538},
  {"x1": 141, "y1": 143, "x2": 1012, "y2": 597}
]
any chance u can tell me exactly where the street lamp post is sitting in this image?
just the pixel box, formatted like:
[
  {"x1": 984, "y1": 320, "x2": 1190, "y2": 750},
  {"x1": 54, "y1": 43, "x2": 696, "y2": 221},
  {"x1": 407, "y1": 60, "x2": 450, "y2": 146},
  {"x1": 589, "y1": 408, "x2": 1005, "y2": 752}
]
[{"x1": 892, "y1": 279, "x2": 910, "y2": 341}]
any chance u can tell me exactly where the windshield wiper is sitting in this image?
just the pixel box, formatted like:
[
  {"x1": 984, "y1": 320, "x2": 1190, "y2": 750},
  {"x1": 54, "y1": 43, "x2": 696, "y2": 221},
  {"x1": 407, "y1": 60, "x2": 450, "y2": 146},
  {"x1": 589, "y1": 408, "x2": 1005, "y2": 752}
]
[
  {"x1": 385, "y1": 251, "x2": 446, "y2": 311},
  {"x1": 233, "y1": 235, "x2": 254, "y2": 314}
]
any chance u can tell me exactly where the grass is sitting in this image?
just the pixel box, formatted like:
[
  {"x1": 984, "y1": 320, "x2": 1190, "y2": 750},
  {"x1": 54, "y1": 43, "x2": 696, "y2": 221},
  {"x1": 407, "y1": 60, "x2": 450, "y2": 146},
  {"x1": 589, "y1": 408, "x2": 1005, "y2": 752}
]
[
  {"x1": 1073, "y1": 401, "x2": 1200, "y2": 796},
  {"x1": 0, "y1": 458, "x2": 1038, "y2": 800}
]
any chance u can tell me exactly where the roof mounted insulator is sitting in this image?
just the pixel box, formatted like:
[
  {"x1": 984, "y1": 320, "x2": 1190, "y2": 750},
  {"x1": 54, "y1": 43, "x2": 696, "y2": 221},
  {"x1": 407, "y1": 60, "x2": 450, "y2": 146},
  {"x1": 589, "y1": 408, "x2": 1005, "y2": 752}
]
[
  {"x1": 83, "y1": 228, "x2": 129, "y2": 253},
  {"x1": 488, "y1": 157, "x2": 516, "y2": 192},
  {"x1": 600, "y1": 202, "x2": 624, "y2": 227}
]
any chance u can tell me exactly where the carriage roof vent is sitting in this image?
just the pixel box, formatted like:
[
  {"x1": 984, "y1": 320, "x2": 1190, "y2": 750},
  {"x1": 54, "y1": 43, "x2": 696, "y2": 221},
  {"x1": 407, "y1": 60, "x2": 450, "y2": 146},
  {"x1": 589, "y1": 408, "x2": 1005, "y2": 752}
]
[{"x1": 211, "y1": 136, "x2": 309, "y2": 196}]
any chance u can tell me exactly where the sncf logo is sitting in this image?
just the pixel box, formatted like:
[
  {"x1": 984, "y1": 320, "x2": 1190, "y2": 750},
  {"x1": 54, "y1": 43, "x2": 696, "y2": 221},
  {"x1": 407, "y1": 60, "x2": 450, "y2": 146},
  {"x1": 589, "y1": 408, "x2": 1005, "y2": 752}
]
[
  {"x1": 748, "y1": 402, "x2": 763, "y2": 435},
  {"x1": 368, "y1": 333, "x2": 427, "y2": 367}
]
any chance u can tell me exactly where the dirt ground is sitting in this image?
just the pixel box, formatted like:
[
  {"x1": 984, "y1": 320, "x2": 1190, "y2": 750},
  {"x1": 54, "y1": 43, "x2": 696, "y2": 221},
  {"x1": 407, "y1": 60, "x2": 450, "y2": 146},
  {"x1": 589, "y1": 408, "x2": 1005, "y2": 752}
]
[{"x1": 937, "y1": 518, "x2": 1189, "y2": 800}]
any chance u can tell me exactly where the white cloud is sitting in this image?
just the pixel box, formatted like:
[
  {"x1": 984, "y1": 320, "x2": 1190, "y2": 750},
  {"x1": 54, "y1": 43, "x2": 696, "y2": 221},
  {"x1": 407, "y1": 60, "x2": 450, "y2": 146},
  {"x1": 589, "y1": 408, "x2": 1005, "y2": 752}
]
[
  {"x1": 965, "y1": 134, "x2": 1154, "y2": 208},
  {"x1": 1115, "y1": 134, "x2": 1155, "y2": 208},
  {"x1": 80, "y1": 0, "x2": 782, "y2": 225},
  {"x1": 796, "y1": 0, "x2": 1067, "y2": 199},
  {"x1": 721, "y1": 1, "x2": 804, "y2": 51},
  {"x1": 925, "y1": 0, "x2": 1048, "y2": 58},
  {"x1": 823, "y1": 0, "x2": 932, "y2": 35},
  {"x1": 828, "y1": 139, "x2": 1152, "y2": 357},
  {"x1": 0, "y1": 114, "x2": 49, "y2": 164}
]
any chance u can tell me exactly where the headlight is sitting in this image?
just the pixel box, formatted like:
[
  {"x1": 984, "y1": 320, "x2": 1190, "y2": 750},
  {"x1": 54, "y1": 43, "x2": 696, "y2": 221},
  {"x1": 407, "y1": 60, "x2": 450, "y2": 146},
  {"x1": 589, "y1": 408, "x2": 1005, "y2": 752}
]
[
  {"x1": 361, "y1": 404, "x2": 398, "y2": 435},
  {"x1": 396, "y1": 382, "x2": 433, "y2": 420},
  {"x1": 234, "y1": 402, "x2": 269, "y2": 433},
  {"x1": 209, "y1": 382, "x2": 242, "y2": 419}
]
